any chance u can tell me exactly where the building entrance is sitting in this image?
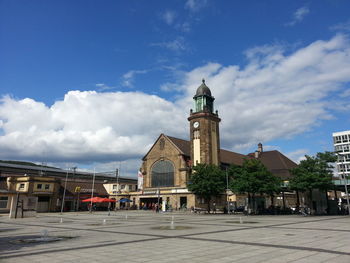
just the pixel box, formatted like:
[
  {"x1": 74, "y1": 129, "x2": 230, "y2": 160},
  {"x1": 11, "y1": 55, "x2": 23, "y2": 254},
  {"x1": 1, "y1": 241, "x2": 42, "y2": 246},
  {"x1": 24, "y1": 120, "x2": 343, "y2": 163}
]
[
  {"x1": 180, "y1": 196, "x2": 187, "y2": 209},
  {"x1": 140, "y1": 197, "x2": 162, "y2": 210}
]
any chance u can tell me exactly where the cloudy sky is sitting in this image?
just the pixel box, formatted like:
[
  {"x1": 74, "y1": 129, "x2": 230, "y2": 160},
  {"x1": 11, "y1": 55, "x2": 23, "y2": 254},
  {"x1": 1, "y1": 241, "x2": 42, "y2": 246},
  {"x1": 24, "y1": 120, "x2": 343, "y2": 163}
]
[{"x1": 1, "y1": 1, "x2": 350, "y2": 177}]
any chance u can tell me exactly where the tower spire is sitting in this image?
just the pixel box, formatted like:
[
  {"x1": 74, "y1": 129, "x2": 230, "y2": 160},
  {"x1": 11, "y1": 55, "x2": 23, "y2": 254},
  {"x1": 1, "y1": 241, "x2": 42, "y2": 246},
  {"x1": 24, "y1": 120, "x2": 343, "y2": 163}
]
[{"x1": 188, "y1": 80, "x2": 221, "y2": 165}]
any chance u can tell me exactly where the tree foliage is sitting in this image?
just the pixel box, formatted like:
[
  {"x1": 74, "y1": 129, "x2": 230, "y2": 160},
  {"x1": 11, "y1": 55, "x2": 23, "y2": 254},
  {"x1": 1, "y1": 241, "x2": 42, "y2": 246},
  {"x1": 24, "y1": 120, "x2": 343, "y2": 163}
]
[
  {"x1": 228, "y1": 158, "x2": 281, "y2": 196},
  {"x1": 289, "y1": 151, "x2": 336, "y2": 212},
  {"x1": 187, "y1": 164, "x2": 226, "y2": 212},
  {"x1": 289, "y1": 151, "x2": 336, "y2": 193}
]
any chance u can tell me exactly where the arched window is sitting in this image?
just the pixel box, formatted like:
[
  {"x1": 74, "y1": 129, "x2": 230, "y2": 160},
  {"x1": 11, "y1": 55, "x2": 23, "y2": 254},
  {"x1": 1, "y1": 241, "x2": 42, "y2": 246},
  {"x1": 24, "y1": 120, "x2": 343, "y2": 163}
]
[{"x1": 151, "y1": 160, "x2": 174, "y2": 187}]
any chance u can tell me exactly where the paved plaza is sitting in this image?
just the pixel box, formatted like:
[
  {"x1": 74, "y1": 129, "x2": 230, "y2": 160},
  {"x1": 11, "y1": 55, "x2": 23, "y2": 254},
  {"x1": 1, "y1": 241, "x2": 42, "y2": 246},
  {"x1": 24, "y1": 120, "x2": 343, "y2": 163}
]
[{"x1": 0, "y1": 211, "x2": 350, "y2": 263}]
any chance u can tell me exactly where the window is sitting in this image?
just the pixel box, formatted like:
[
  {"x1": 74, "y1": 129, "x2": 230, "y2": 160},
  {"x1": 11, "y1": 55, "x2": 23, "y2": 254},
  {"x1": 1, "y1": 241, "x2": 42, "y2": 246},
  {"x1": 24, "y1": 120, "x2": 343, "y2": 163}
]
[
  {"x1": 346, "y1": 154, "x2": 350, "y2": 162},
  {"x1": 19, "y1": 183, "x2": 25, "y2": 190},
  {"x1": 342, "y1": 135, "x2": 348, "y2": 143},
  {"x1": 37, "y1": 184, "x2": 42, "y2": 189},
  {"x1": 45, "y1": 184, "x2": 50, "y2": 190},
  {"x1": 112, "y1": 185, "x2": 117, "y2": 190},
  {"x1": 151, "y1": 160, "x2": 174, "y2": 187},
  {"x1": 121, "y1": 185, "x2": 125, "y2": 190},
  {"x1": 0, "y1": 196, "x2": 8, "y2": 209},
  {"x1": 335, "y1": 136, "x2": 341, "y2": 144}
]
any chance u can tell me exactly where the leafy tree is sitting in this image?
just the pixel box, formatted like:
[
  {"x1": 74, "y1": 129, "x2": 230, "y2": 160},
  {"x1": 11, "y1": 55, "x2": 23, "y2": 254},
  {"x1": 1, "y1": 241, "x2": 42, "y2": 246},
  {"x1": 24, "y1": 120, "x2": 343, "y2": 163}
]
[
  {"x1": 289, "y1": 151, "x2": 336, "y2": 212},
  {"x1": 187, "y1": 164, "x2": 226, "y2": 212},
  {"x1": 228, "y1": 158, "x2": 281, "y2": 213}
]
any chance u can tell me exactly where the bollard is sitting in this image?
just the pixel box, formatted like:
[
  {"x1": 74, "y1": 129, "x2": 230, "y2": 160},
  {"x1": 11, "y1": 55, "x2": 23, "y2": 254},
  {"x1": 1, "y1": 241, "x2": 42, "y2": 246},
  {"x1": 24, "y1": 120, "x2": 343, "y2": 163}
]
[
  {"x1": 239, "y1": 217, "x2": 243, "y2": 224},
  {"x1": 170, "y1": 216, "x2": 175, "y2": 230},
  {"x1": 60, "y1": 218, "x2": 63, "y2": 223}
]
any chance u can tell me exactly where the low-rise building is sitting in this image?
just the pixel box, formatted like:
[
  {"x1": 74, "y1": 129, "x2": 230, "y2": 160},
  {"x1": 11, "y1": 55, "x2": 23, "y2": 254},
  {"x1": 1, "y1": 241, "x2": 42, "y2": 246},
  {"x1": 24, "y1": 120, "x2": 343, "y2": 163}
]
[{"x1": 0, "y1": 162, "x2": 136, "y2": 216}]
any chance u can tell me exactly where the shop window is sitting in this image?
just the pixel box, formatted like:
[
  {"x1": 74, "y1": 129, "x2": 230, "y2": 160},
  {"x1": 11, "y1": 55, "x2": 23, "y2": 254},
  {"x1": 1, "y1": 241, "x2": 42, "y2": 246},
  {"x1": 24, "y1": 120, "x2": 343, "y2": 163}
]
[{"x1": 0, "y1": 196, "x2": 8, "y2": 209}]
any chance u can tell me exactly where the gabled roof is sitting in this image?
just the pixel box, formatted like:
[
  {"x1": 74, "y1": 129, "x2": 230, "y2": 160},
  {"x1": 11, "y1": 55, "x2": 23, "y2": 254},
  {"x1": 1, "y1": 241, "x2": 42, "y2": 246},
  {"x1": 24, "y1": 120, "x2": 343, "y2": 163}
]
[
  {"x1": 142, "y1": 134, "x2": 188, "y2": 161},
  {"x1": 220, "y1": 149, "x2": 247, "y2": 166},
  {"x1": 256, "y1": 150, "x2": 297, "y2": 180},
  {"x1": 167, "y1": 135, "x2": 191, "y2": 157}
]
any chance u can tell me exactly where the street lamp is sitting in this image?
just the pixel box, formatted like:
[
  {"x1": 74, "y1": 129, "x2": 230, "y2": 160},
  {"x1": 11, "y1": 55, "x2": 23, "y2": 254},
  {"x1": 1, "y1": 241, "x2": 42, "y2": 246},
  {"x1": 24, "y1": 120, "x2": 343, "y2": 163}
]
[
  {"x1": 336, "y1": 152, "x2": 350, "y2": 215},
  {"x1": 60, "y1": 167, "x2": 77, "y2": 214},
  {"x1": 226, "y1": 167, "x2": 230, "y2": 214},
  {"x1": 90, "y1": 168, "x2": 96, "y2": 213}
]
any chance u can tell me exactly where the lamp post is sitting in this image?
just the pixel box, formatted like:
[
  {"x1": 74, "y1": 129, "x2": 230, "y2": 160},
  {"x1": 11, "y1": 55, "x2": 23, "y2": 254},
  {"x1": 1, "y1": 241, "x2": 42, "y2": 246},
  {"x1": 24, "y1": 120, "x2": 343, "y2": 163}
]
[
  {"x1": 337, "y1": 152, "x2": 350, "y2": 215},
  {"x1": 60, "y1": 167, "x2": 77, "y2": 214},
  {"x1": 90, "y1": 168, "x2": 96, "y2": 213},
  {"x1": 60, "y1": 169, "x2": 69, "y2": 214},
  {"x1": 226, "y1": 167, "x2": 230, "y2": 214},
  {"x1": 157, "y1": 188, "x2": 160, "y2": 213}
]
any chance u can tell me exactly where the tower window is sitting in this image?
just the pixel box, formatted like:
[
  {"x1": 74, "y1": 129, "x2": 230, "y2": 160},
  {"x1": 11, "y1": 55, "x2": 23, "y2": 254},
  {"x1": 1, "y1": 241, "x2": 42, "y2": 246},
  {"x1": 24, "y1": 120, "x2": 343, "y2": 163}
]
[{"x1": 151, "y1": 160, "x2": 174, "y2": 187}]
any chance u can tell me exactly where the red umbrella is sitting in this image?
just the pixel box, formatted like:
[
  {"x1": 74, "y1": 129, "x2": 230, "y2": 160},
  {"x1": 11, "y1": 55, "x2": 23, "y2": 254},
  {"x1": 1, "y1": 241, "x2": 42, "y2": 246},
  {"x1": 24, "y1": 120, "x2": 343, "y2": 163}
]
[
  {"x1": 82, "y1": 197, "x2": 106, "y2": 203},
  {"x1": 99, "y1": 198, "x2": 116, "y2": 202}
]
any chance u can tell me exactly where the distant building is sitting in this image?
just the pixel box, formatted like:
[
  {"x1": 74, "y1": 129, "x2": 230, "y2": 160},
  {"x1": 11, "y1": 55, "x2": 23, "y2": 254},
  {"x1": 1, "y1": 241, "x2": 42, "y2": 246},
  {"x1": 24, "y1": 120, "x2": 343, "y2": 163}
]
[
  {"x1": 333, "y1": 130, "x2": 350, "y2": 179},
  {"x1": 0, "y1": 162, "x2": 136, "y2": 216}
]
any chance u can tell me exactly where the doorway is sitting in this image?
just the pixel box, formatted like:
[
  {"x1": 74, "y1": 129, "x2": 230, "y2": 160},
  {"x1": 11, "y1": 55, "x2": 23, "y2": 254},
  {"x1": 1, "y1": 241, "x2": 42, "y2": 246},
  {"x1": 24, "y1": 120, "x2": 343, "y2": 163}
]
[{"x1": 180, "y1": 196, "x2": 187, "y2": 209}]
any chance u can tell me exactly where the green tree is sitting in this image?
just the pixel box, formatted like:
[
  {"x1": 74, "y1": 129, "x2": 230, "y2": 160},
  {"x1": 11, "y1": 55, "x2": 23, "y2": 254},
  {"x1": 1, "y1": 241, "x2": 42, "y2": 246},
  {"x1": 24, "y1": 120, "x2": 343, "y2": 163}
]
[
  {"x1": 289, "y1": 151, "x2": 336, "y2": 212},
  {"x1": 228, "y1": 159, "x2": 281, "y2": 213},
  {"x1": 188, "y1": 164, "x2": 226, "y2": 212}
]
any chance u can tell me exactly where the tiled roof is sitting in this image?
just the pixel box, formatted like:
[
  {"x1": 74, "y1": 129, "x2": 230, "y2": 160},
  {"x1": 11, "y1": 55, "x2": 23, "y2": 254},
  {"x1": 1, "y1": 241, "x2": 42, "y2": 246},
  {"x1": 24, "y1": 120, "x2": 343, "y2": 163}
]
[
  {"x1": 220, "y1": 149, "x2": 247, "y2": 166},
  {"x1": 256, "y1": 150, "x2": 297, "y2": 180},
  {"x1": 167, "y1": 135, "x2": 191, "y2": 156}
]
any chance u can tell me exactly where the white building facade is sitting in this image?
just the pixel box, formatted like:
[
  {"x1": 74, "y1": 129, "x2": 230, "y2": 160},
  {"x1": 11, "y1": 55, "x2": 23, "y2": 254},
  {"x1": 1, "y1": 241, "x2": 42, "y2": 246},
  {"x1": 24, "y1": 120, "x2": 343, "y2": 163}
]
[{"x1": 333, "y1": 130, "x2": 350, "y2": 179}]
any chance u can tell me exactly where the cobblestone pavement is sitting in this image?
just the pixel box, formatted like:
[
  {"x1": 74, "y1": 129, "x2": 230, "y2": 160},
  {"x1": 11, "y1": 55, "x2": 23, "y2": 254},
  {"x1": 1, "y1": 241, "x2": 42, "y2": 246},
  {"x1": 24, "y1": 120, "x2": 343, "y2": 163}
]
[{"x1": 0, "y1": 211, "x2": 349, "y2": 262}]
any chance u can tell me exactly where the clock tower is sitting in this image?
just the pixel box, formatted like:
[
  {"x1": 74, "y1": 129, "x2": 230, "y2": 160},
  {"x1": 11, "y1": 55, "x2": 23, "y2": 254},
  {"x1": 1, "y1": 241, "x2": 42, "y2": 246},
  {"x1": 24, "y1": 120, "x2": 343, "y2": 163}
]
[{"x1": 188, "y1": 79, "x2": 221, "y2": 166}]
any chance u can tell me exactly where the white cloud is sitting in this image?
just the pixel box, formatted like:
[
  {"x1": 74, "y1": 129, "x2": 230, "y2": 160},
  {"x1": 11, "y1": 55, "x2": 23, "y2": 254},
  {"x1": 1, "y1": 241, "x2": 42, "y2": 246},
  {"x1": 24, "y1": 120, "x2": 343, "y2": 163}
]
[
  {"x1": 122, "y1": 70, "x2": 148, "y2": 88},
  {"x1": 330, "y1": 20, "x2": 350, "y2": 32},
  {"x1": 185, "y1": 0, "x2": 208, "y2": 12},
  {"x1": 174, "y1": 34, "x2": 350, "y2": 151},
  {"x1": 161, "y1": 10, "x2": 176, "y2": 25},
  {"x1": 150, "y1": 37, "x2": 188, "y2": 52},
  {"x1": 285, "y1": 149, "x2": 309, "y2": 163},
  {"x1": 95, "y1": 83, "x2": 115, "y2": 91},
  {"x1": 0, "y1": 91, "x2": 186, "y2": 163},
  {"x1": 1, "y1": 34, "x2": 350, "y2": 172},
  {"x1": 285, "y1": 6, "x2": 310, "y2": 26}
]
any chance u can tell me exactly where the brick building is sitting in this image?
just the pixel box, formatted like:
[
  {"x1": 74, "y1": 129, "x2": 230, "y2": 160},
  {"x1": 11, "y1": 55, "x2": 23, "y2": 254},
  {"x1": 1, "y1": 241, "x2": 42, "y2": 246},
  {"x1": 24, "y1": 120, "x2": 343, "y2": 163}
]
[{"x1": 134, "y1": 80, "x2": 297, "y2": 211}]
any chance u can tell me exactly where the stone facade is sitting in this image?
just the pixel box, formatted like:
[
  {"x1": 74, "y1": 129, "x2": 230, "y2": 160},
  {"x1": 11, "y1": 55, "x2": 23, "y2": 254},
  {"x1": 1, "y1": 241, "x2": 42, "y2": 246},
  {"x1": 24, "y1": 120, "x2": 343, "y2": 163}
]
[
  {"x1": 188, "y1": 112, "x2": 221, "y2": 165},
  {"x1": 141, "y1": 134, "x2": 189, "y2": 188}
]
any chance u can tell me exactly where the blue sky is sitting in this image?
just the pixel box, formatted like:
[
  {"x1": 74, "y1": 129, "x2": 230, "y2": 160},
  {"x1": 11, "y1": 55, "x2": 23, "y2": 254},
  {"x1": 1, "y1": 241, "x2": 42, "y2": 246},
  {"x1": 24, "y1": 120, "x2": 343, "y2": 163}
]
[{"x1": 1, "y1": 0, "x2": 350, "y2": 177}]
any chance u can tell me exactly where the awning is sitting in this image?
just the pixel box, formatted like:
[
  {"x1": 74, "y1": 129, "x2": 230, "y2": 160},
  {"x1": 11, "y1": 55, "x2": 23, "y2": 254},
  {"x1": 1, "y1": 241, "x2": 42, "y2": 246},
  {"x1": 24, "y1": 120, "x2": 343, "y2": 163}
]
[{"x1": 61, "y1": 181, "x2": 108, "y2": 196}]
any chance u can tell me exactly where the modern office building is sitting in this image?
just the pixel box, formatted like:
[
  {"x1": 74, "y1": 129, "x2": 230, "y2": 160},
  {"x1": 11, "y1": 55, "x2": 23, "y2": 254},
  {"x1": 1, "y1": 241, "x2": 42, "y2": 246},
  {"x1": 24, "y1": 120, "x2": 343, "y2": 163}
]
[{"x1": 333, "y1": 130, "x2": 350, "y2": 179}]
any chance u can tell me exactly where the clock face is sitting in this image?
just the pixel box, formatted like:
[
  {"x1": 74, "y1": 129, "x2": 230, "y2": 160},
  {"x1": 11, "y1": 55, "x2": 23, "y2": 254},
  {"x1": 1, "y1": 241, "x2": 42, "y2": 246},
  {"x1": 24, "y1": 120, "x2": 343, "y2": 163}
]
[{"x1": 193, "y1": 121, "x2": 199, "y2": 128}]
